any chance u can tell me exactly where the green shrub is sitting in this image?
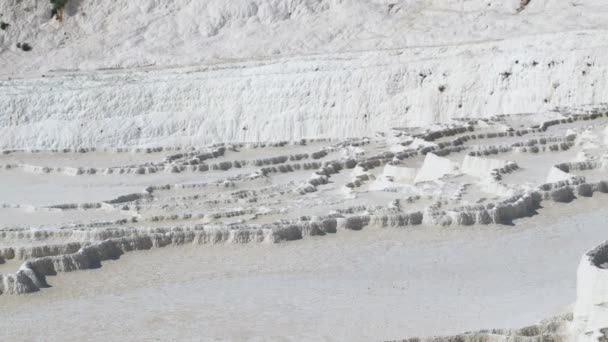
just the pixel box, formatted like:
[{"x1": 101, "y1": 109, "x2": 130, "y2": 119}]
[
  {"x1": 50, "y1": 0, "x2": 69, "y2": 10},
  {"x1": 50, "y1": 0, "x2": 68, "y2": 20}
]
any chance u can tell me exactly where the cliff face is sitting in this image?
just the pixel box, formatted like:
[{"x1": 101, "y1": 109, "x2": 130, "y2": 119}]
[
  {"x1": 1, "y1": 0, "x2": 602, "y2": 75},
  {"x1": 1, "y1": 1, "x2": 608, "y2": 149},
  {"x1": 1, "y1": 42, "x2": 608, "y2": 149},
  {"x1": 572, "y1": 241, "x2": 608, "y2": 342}
]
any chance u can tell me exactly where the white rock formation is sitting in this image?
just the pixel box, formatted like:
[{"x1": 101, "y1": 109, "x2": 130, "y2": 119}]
[
  {"x1": 571, "y1": 241, "x2": 608, "y2": 342},
  {"x1": 2, "y1": 1, "x2": 608, "y2": 148},
  {"x1": 547, "y1": 166, "x2": 579, "y2": 183},
  {"x1": 462, "y1": 155, "x2": 511, "y2": 180},
  {"x1": 381, "y1": 162, "x2": 417, "y2": 184},
  {"x1": 414, "y1": 153, "x2": 459, "y2": 184},
  {"x1": 2, "y1": 1, "x2": 608, "y2": 340}
]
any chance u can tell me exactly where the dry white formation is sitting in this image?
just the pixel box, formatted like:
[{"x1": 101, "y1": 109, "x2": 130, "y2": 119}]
[
  {"x1": 1, "y1": 112, "x2": 608, "y2": 312},
  {"x1": 2, "y1": 1, "x2": 608, "y2": 147},
  {"x1": 2, "y1": 0, "x2": 608, "y2": 340},
  {"x1": 1, "y1": 106, "x2": 608, "y2": 341},
  {"x1": 3, "y1": 114, "x2": 606, "y2": 340},
  {"x1": 572, "y1": 242, "x2": 608, "y2": 342}
]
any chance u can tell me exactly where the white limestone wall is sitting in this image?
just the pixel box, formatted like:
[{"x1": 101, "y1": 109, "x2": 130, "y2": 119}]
[
  {"x1": 546, "y1": 166, "x2": 578, "y2": 184},
  {"x1": 572, "y1": 242, "x2": 608, "y2": 342},
  {"x1": 462, "y1": 155, "x2": 509, "y2": 179},
  {"x1": 1, "y1": 0, "x2": 608, "y2": 149},
  {"x1": 2, "y1": 37, "x2": 608, "y2": 150},
  {"x1": 382, "y1": 163, "x2": 417, "y2": 183},
  {"x1": 414, "y1": 153, "x2": 458, "y2": 183},
  {"x1": 2, "y1": 0, "x2": 606, "y2": 76}
]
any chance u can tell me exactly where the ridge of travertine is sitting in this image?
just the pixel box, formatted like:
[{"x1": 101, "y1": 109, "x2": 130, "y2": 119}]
[
  {"x1": 2, "y1": 1, "x2": 608, "y2": 337},
  {"x1": 2, "y1": 1, "x2": 608, "y2": 148}
]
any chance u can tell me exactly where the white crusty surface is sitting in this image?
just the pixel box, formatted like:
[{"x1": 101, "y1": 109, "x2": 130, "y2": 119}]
[
  {"x1": 2, "y1": 0, "x2": 608, "y2": 148},
  {"x1": 1, "y1": 1, "x2": 608, "y2": 341}
]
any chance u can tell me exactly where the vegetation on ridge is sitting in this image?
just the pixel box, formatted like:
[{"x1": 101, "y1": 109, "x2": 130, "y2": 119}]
[{"x1": 50, "y1": 0, "x2": 68, "y2": 21}]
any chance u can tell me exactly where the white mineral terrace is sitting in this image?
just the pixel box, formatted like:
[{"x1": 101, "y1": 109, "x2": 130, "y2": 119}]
[
  {"x1": 0, "y1": 111, "x2": 606, "y2": 340},
  {"x1": 2, "y1": 0, "x2": 608, "y2": 341}
]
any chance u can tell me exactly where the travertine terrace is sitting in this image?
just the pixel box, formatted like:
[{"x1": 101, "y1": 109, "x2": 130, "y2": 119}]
[
  {"x1": 1, "y1": 0, "x2": 608, "y2": 341},
  {"x1": 1, "y1": 110, "x2": 607, "y2": 340}
]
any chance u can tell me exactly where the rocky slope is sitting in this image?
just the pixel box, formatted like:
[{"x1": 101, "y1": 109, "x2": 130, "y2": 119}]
[{"x1": 1, "y1": 0, "x2": 608, "y2": 148}]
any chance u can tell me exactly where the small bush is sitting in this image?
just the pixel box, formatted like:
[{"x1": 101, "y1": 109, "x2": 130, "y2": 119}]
[
  {"x1": 0, "y1": 22, "x2": 9, "y2": 30},
  {"x1": 438, "y1": 85, "x2": 446, "y2": 92},
  {"x1": 50, "y1": 0, "x2": 69, "y2": 20},
  {"x1": 50, "y1": 0, "x2": 69, "y2": 10}
]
